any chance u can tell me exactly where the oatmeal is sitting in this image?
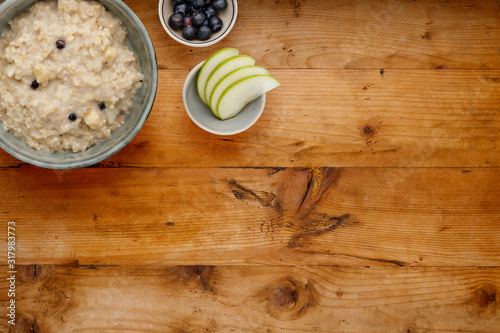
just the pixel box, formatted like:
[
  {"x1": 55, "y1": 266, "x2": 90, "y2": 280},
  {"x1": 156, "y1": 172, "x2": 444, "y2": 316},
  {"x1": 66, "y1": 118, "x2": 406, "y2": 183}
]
[{"x1": 0, "y1": 0, "x2": 143, "y2": 152}]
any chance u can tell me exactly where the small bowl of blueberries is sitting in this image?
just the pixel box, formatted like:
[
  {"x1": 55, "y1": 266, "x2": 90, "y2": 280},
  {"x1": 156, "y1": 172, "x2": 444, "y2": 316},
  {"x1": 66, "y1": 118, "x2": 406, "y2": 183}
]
[{"x1": 159, "y1": 0, "x2": 237, "y2": 47}]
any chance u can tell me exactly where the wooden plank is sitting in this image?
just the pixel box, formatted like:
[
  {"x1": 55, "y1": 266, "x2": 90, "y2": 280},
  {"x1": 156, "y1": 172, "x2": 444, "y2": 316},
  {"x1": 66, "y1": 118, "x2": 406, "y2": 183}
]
[
  {"x1": 0, "y1": 265, "x2": 499, "y2": 332},
  {"x1": 1, "y1": 167, "x2": 498, "y2": 266},
  {"x1": 125, "y1": 0, "x2": 500, "y2": 70},
  {"x1": 1, "y1": 68, "x2": 499, "y2": 168},
  {"x1": 2, "y1": 0, "x2": 497, "y2": 70}
]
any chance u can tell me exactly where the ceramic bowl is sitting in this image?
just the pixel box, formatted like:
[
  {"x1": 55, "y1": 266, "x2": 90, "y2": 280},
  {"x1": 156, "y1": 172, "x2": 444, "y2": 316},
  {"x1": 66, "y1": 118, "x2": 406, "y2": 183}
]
[
  {"x1": 159, "y1": 0, "x2": 238, "y2": 47},
  {"x1": 182, "y1": 61, "x2": 265, "y2": 135},
  {"x1": 0, "y1": 0, "x2": 158, "y2": 169}
]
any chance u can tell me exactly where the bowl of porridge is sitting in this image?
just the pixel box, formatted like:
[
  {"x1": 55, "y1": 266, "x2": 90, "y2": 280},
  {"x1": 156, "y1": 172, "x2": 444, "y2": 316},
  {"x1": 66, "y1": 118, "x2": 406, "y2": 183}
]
[{"x1": 0, "y1": 0, "x2": 158, "y2": 169}]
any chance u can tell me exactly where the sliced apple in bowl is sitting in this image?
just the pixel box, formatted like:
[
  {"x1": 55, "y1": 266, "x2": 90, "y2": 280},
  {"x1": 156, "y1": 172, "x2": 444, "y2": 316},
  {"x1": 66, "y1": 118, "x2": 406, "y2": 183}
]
[
  {"x1": 193, "y1": 48, "x2": 280, "y2": 124},
  {"x1": 182, "y1": 61, "x2": 268, "y2": 135},
  {"x1": 209, "y1": 65, "x2": 270, "y2": 112},
  {"x1": 215, "y1": 75, "x2": 281, "y2": 120},
  {"x1": 204, "y1": 55, "x2": 256, "y2": 113},
  {"x1": 197, "y1": 47, "x2": 239, "y2": 105}
]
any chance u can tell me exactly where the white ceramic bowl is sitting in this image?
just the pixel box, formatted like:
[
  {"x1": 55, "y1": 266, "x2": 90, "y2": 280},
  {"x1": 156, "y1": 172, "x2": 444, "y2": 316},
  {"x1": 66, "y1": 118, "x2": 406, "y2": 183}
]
[
  {"x1": 159, "y1": 0, "x2": 238, "y2": 47},
  {"x1": 0, "y1": 0, "x2": 158, "y2": 169},
  {"x1": 182, "y1": 61, "x2": 265, "y2": 135}
]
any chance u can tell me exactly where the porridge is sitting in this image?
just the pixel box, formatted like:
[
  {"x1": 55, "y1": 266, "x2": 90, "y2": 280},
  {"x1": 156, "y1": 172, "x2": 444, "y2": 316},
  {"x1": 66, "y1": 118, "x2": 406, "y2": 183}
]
[{"x1": 0, "y1": 0, "x2": 143, "y2": 152}]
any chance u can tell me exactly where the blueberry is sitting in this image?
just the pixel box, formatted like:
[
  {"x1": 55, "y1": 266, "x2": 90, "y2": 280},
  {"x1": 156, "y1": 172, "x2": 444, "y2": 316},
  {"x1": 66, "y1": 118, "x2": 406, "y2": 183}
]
[
  {"x1": 204, "y1": 6, "x2": 217, "y2": 18},
  {"x1": 203, "y1": 19, "x2": 209, "y2": 26},
  {"x1": 168, "y1": 13, "x2": 184, "y2": 30},
  {"x1": 182, "y1": 25, "x2": 197, "y2": 40},
  {"x1": 211, "y1": 0, "x2": 227, "y2": 11},
  {"x1": 31, "y1": 80, "x2": 39, "y2": 90},
  {"x1": 193, "y1": 0, "x2": 205, "y2": 7},
  {"x1": 173, "y1": 0, "x2": 185, "y2": 4},
  {"x1": 208, "y1": 16, "x2": 223, "y2": 32},
  {"x1": 191, "y1": 10, "x2": 206, "y2": 27},
  {"x1": 98, "y1": 102, "x2": 106, "y2": 110},
  {"x1": 68, "y1": 113, "x2": 77, "y2": 121},
  {"x1": 197, "y1": 25, "x2": 212, "y2": 40},
  {"x1": 173, "y1": 3, "x2": 188, "y2": 15},
  {"x1": 183, "y1": 15, "x2": 192, "y2": 27},
  {"x1": 205, "y1": 0, "x2": 211, "y2": 5},
  {"x1": 55, "y1": 39, "x2": 66, "y2": 49}
]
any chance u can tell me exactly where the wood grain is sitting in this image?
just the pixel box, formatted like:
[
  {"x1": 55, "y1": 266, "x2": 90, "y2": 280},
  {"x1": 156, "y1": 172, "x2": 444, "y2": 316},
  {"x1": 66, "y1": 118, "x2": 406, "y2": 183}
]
[
  {"x1": 1, "y1": 68, "x2": 498, "y2": 168},
  {"x1": 125, "y1": 0, "x2": 500, "y2": 70},
  {"x1": 1, "y1": 265, "x2": 499, "y2": 332},
  {"x1": 1, "y1": 167, "x2": 498, "y2": 266}
]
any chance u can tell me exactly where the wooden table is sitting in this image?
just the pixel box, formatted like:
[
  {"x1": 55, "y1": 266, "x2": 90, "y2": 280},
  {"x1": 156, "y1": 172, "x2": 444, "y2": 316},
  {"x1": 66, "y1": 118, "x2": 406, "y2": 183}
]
[{"x1": 1, "y1": 0, "x2": 500, "y2": 331}]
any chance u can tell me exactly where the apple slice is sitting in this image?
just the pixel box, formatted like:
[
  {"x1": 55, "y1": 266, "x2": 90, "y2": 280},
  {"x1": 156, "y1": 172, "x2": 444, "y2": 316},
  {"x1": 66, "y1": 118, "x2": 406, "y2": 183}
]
[
  {"x1": 215, "y1": 75, "x2": 280, "y2": 120},
  {"x1": 209, "y1": 65, "x2": 269, "y2": 113},
  {"x1": 204, "y1": 55, "x2": 256, "y2": 111},
  {"x1": 197, "y1": 48, "x2": 239, "y2": 105}
]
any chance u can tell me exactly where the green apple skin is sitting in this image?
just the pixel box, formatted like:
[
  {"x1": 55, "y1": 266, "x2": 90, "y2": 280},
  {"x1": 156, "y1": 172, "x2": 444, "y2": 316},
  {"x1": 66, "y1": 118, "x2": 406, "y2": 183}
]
[
  {"x1": 197, "y1": 48, "x2": 239, "y2": 105},
  {"x1": 209, "y1": 65, "x2": 270, "y2": 116},
  {"x1": 204, "y1": 55, "x2": 256, "y2": 112},
  {"x1": 216, "y1": 75, "x2": 281, "y2": 120}
]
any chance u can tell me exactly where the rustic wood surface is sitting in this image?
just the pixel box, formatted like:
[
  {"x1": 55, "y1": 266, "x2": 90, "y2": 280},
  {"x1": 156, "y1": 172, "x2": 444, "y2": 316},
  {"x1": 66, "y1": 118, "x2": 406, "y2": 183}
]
[
  {"x1": 1, "y1": 265, "x2": 500, "y2": 332},
  {"x1": 1, "y1": 0, "x2": 499, "y2": 332}
]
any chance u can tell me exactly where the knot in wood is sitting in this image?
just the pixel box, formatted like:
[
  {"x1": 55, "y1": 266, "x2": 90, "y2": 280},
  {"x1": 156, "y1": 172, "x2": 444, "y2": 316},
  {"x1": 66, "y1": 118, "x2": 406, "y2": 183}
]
[
  {"x1": 178, "y1": 266, "x2": 216, "y2": 293},
  {"x1": 475, "y1": 285, "x2": 497, "y2": 309},
  {"x1": 16, "y1": 313, "x2": 40, "y2": 333},
  {"x1": 362, "y1": 124, "x2": 377, "y2": 139},
  {"x1": 181, "y1": 266, "x2": 205, "y2": 281},
  {"x1": 18, "y1": 265, "x2": 42, "y2": 283},
  {"x1": 270, "y1": 285, "x2": 297, "y2": 311},
  {"x1": 265, "y1": 279, "x2": 316, "y2": 320},
  {"x1": 421, "y1": 31, "x2": 432, "y2": 40},
  {"x1": 466, "y1": 284, "x2": 499, "y2": 319}
]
